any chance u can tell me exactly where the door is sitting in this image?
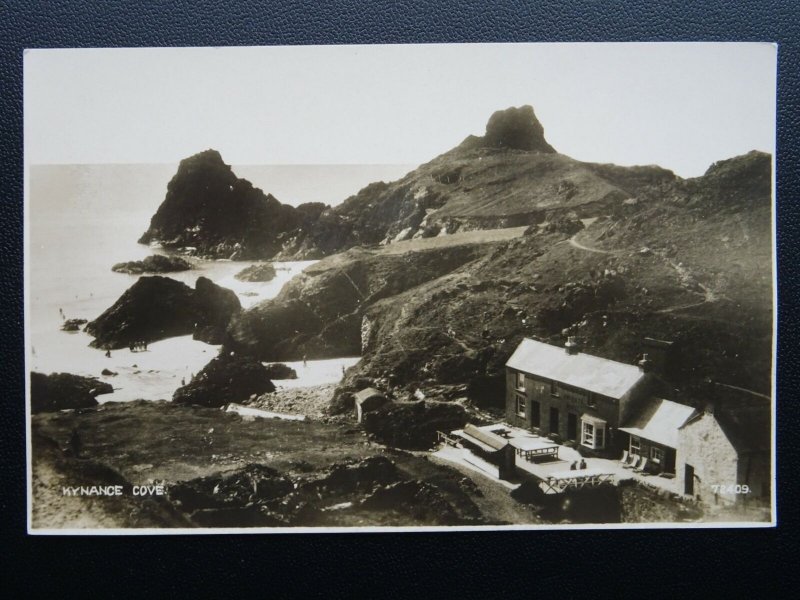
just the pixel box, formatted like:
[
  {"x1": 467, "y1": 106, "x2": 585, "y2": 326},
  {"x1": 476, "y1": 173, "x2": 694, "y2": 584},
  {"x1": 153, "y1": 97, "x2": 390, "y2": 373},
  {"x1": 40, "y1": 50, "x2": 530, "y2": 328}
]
[
  {"x1": 549, "y1": 407, "x2": 559, "y2": 435},
  {"x1": 567, "y1": 413, "x2": 578, "y2": 440},
  {"x1": 684, "y1": 464, "x2": 695, "y2": 495},
  {"x1": 531, "y1": 400, "x2": 541, "y2": 427}
]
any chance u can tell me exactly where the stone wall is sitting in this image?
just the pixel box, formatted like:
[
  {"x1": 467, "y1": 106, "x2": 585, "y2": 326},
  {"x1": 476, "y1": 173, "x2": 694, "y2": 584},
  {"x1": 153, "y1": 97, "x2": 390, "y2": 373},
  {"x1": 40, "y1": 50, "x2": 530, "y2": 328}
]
[{"x1": 677, "y1": 413, "x2": 739, "y2": 504}]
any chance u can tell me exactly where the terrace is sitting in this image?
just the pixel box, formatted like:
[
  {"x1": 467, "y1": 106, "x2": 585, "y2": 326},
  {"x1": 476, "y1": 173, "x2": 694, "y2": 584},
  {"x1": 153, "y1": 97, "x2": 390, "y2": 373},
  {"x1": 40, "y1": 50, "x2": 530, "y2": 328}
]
[{"x1": 435, "y1": 423, "x2": 683, "y2": 496}]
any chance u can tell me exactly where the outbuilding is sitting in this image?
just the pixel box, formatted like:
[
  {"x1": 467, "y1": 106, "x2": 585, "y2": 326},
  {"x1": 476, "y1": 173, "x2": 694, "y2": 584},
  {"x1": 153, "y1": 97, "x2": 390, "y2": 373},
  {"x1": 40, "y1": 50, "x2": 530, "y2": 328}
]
[
  {"x1": 619, "y1": 397, "x2": 697, "y2": 475},
  {"x1": 354, "y1": 387, "x2": 389, "y2": 423},
  {"x1": 676, "y1": 396, "x2": 771, "y2": 506}
]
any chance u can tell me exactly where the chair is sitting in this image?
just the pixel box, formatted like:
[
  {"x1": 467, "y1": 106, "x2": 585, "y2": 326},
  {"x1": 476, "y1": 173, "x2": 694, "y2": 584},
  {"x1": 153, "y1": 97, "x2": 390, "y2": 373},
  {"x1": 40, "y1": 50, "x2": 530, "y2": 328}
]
[
  {"x1": 634, "y1": 457, "x2": 649, "y2": 474},
  {"x1": 623, "y1": 455, "x2": 640, "y2": 469},
  {"x1": 619, "y1": 450, "x2": 630, "y2": 466}
]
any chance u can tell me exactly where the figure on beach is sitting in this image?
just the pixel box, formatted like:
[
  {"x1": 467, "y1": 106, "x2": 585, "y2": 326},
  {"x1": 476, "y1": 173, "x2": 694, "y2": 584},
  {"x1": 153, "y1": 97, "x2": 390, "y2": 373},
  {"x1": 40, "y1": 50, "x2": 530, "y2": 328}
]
[
  {"x1": 105, "y1": 348, "x2": 111, "y2": 358},
  {"x1": 303, "y1": 354, "x2": 307, "y2": 367},
  {"x1": 128, "y1": 340, "x2": 149, "y2": 352}
]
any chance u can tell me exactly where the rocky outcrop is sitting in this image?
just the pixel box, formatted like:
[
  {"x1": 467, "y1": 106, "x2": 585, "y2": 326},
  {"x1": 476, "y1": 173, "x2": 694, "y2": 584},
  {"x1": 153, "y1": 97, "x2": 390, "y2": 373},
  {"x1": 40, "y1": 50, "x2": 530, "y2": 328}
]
[
  {"x1": 86, "y1": 276, "x2": 241, "y2": 349},
  {"x1": 361, "y1": 401, "x2": 468, "y2": 450},
  {"x1": 482, "y1": 105, "x2": 556, "y2": 153},
  {"x1": 111, "y1": 254, "x2": 193, "y2": 274},
  {"x1": 172, "y1": 352, "x2": 275, "y2": 407},
  {"x1": 162, "y1": 454, "x2": 485, "y2": 527},
  {"x1": 226, "y1": 243, "x2": 483, "y2": 361},
  {"x1": 30, "y1": 372, "x2": 113, "y2": 413},
  {"x1": 61, "y1": 318, "x2": 87, "y2": 332},
  {"x1": 138, "y1": 149, "x2": 313, "y2": 259},
  {"x1": 262, "y1": 363, "x2": 298, "y2": 380},
  {"x1": 234, "y1": 263, "x2": 277, "y2": 282}
]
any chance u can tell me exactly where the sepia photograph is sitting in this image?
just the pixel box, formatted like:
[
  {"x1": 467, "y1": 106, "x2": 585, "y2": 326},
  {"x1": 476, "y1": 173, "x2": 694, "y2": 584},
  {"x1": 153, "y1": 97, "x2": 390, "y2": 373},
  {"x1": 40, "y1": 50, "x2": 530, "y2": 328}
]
[{"x1": 24, "y1": 42, "x2": 776, "y2": 532}]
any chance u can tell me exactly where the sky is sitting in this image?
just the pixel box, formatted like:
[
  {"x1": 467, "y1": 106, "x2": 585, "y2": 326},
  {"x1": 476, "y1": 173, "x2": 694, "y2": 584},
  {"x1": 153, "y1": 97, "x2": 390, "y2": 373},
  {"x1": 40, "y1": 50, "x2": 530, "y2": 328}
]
[{"x1": 24, "y1": 43, "x2": 776, "y2": 178}]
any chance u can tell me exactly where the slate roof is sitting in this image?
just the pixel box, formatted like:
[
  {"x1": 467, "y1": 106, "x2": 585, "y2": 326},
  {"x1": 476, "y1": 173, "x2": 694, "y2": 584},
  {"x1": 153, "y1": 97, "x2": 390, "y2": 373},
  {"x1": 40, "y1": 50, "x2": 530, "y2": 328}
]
[
  {"x1": 458, "y1": 423, "x2": 509, "y2": 451},
  {"x1": 620, "y1": 398, "x2": 697, "y2": 449},
  {"x1": 506, "y1": 338, "x2": 646, "y2": 399}
]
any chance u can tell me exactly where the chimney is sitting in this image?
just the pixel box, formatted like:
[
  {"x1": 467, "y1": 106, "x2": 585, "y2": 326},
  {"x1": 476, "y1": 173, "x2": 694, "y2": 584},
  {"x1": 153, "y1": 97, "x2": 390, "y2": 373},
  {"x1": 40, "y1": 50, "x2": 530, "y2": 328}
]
[
  {"x1": 638, "y1": 353, "x2": 653, "y2": 372},
  {"x1": 642, "y1": 337, "x2": 673, "y2": 375},
  {"x1": 702, "y1": 378, "x2": 718, "y2": 415},
  {"x1": 565, "y1": 336, "x2": 580, "y2": 355}
]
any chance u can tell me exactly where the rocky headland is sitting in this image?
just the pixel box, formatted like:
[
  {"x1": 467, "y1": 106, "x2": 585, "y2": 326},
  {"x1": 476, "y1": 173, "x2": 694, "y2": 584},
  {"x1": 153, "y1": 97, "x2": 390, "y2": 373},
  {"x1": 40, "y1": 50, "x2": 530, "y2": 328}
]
[{"x1": 216, "y1": 107, "x2": 772, "y2": 412}]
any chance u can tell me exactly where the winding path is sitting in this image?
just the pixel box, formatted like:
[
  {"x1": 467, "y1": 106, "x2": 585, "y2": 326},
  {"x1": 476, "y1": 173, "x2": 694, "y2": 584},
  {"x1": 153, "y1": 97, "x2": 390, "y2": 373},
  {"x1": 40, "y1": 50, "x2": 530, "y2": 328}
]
[{"x1": 564, "y1": 225, "x2": 721, "y2": 316}]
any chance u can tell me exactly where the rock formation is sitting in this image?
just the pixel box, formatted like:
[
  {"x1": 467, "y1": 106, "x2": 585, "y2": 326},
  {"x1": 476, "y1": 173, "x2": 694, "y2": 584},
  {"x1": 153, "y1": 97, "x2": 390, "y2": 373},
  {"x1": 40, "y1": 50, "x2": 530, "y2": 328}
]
[
  {"x1": 482, "y1": 105, "x2": 556, "y2": 152},
  {"x1": 234, "y1": 263, "x2": 277, "y2": 282},
  {"x1": 172, "y1": 352, "x2": 276, "y2": 407},
  {"x1": 111, "y1": 254, "x2": 193, "y2": 274},
  {"x1": 61, "y1": 318, "x2": 87, "y2": 332},
  {"x1": 263, "y1": 363, "x2": 298, "y2": 380},
  {"x1": 138, "y1": 149, "x2": 311, "y2": 259},
  {"x1": 86, "y1": 275, "x2": 241, "y2": 349},
  {"x1": 30, "y1": 372, "x2": 113, "y2": 413}
]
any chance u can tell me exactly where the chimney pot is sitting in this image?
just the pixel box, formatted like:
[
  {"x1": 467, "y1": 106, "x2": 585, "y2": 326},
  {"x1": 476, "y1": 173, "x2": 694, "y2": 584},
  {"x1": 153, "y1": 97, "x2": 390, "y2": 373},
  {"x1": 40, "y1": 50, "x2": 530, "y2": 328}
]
[{"x1": 565, "y1": 336, "x2": 580, "y2": 355}]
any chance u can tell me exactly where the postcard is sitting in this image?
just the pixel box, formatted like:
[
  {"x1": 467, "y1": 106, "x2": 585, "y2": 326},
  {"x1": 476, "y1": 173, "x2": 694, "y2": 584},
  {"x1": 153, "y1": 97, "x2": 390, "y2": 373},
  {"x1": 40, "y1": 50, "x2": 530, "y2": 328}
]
[{"x1": 24, "y1": 43, "x2": 777, "y2": 533}]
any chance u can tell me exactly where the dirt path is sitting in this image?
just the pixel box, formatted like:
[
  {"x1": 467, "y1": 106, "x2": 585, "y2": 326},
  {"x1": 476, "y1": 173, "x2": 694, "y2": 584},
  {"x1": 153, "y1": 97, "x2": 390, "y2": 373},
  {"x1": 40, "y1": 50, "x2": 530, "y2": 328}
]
[{"x1": 567, "y1": 232, "x2": 613, "y2": 254}]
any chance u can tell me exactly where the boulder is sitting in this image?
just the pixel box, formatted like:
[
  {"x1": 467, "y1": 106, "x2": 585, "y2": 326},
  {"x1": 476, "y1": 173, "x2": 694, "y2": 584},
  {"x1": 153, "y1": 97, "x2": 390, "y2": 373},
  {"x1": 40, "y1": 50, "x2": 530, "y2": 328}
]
[
  {"x1": 262, "y1": 363, "x2": 298, "y2": 380},
  {"x1": 61, "y1": 318, "x2": 87, "y2": 332},
  {"x1": 172, "y1": 352, "x2": 276, "y2": 407},
  {"x1": 234, "y1": 263, "x2": 277, "y2": 282},
  {"x1": 30, "y1": 372, "x2": 113, "y2": 413},
  {"x1": 111, "y1": 254, "x2": 193, "y2": 274},
  {"x1": 86, "y1": 276, "x2": 241, "y2": 349},
  {"x1": 194, "y1": 276, "x2": 241, "y2": 329}
]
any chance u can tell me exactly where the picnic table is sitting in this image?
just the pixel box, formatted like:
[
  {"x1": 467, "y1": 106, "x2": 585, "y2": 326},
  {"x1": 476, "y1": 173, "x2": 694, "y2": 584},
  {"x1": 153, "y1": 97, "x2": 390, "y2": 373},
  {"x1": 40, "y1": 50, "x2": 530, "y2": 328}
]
[{"x1": 509, "y1": 437, "x2": 560, "y2": 461}]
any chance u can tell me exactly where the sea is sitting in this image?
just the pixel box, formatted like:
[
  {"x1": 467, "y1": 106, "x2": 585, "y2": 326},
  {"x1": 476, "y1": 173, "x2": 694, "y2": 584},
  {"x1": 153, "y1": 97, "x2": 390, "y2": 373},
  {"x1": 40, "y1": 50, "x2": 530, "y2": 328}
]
[{"x1": 27, "y1": 163, "x2": 414, "y2": 402}]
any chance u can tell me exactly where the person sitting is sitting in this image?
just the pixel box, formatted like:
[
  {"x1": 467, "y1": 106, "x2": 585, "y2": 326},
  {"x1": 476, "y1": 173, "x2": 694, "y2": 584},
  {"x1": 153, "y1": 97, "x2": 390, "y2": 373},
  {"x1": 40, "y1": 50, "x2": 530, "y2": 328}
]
[{"x1": 579, "y1": 458, "x2": 587, "y2": 470}]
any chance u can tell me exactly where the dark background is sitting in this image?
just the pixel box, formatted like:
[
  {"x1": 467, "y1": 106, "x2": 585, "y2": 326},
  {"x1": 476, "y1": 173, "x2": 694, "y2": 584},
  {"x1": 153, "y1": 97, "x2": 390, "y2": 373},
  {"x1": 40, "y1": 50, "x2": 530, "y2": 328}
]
[{"x1": 2, "y1": 1, "x2": 798, "y2": 596}]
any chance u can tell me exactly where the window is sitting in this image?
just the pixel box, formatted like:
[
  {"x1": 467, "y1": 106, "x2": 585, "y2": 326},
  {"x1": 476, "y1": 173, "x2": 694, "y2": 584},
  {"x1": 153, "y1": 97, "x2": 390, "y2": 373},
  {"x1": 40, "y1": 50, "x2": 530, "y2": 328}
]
[
  {"x1": 581, "y1": 420, "x2": 606, "y2": 449},
  {"x1": 550, "y1": 380, "x2": 559, "y2": 397},
  {"x1": 582, "y1": 422, "x2": 594, "y2": 446},
  {"x1": 630, "y1": 436, "x2": 641, "y2": 455},
  {"x1": 515, "y1": 395, "x2": 526, "y2": 418},
  {"x1": 515, "y1": 372, "x2": 525, "y2": 391},
  {"x1": 587, "y1": 393, "x2": 597, "y2": 409},
  {"x1": 650, "y1": 446, "x2": 664, "y2": 464}
]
